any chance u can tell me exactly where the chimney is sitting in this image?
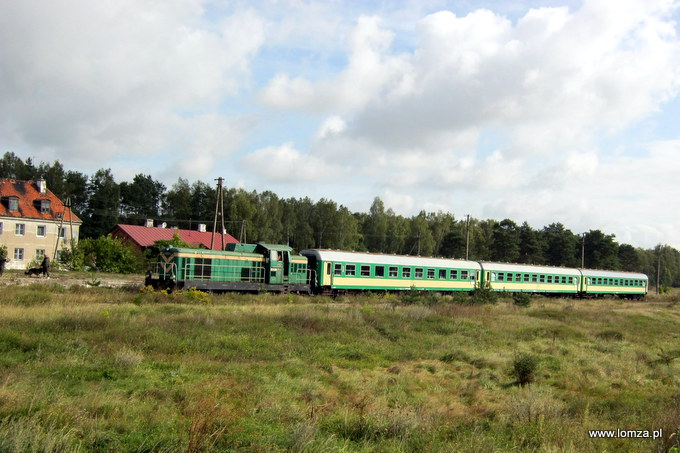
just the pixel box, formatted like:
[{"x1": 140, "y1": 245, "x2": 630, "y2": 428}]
[
  {"x1": 160, "y1": 222, "x2": 167, "y2": 228},
  {"x1": 198, "y1": 224, "x2": 206, "y2": 233},
  {"x1": 36, "y1": 178, "x2": 47, "y2": 194},
  {"x1": 145, "y1": 219, "x2": 154, "y2": 228}
]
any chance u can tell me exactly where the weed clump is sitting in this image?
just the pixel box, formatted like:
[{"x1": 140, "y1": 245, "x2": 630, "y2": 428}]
[{"x1": 512, "y1": 353, "x2": 539, "y2": 386}]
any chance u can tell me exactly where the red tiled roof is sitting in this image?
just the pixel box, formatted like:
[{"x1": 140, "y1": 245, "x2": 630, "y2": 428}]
[
  {"x1": 0, "y1": 178, "x2": 82, "y2": 223},
  {"x1": 111, "y1": 224, "x2": 238, "y2": 250}
]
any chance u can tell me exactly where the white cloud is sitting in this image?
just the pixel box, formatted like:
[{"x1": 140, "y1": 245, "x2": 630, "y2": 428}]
[
  {"x1": 0, "y1": 0, "x2": 265, "y2": 171},
  {"x1": 240, "y1": 142, "x2": 337, "y2": 183}
]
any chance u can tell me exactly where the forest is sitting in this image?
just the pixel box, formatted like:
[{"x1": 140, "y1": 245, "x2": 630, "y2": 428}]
[{"x1": 1, "y1": 151, "x2": 679, "y2": 287}]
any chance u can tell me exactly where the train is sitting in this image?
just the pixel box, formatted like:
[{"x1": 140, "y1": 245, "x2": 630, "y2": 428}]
[{"x1": 145, "y1": 242, "x2": 648, "y2": 299}]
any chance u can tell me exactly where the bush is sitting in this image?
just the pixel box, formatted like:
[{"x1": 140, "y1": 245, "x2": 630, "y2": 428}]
[
  {"x1": 65, "y1": 234, "x2": 144, "y2": 273},
  {"x1": 512, "y1": 353, "x2": 539, "y2": 386},
  {"x1": 471, "y1": 286, "x2": 499, "y2": 305},
  {"x1": 512, "y1": 292, "x2": 532, "y2": 307}
]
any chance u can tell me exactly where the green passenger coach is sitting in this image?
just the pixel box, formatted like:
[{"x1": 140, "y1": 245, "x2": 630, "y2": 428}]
[
  {"x1": 579, "y1": 269, "x2": 648, "y2": 299},
  {"x1": 301, "y1": 249, "x2": 481, "y2": 294},
  {"x1": 146, "y1": 243, "x2": 310, "y2": 293},
  {"x1": 480, "y1": 262, "x2": 581, "y2": 295}
]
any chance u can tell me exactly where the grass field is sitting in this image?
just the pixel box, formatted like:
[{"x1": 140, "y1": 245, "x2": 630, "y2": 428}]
[{"x1": 0, "y1": 280, "x2": 679, "y2": 452}]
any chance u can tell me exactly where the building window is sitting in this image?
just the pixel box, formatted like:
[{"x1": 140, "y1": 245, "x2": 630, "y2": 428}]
[
  {"x1": 14, "y1": 248, "x2": 24, "y2": 260},
  {"x1": 8, "y1": 197, "x2": 18, "y2": 211},
  {"x1": 15, "y1": 224, "x2": 25, "y2": 236},
  {"x1": 346, "y1": 264, "x2": 356, "y2": 276},
  {"x1": 36, "y1": 249, "x2": 45, "y2": 259},
  {"x1": 40, "y1": 200, "x2": 51, "y2": 213},
  {"x1": 59, "y1": 227, "x2": 66, "y2": 238},
  {"x1": 37, "y1": 225, "x2": 46, "y2": 237},
  {"x1": 0, "y1": 222, "x2": 3, "y2": 234}
]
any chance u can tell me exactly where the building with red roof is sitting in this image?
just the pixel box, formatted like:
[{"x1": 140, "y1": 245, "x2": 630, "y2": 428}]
[
  {"x1": 0, "y1": 178, "x2": 82, "y2": 270},
  {"x1": 111, "y1": 222, "x2": 238, "y2": 251}
]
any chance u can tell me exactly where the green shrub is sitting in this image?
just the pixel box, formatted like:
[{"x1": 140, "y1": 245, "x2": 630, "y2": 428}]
[
  {"x1": 73, "y1": 234, "x2": 144, "y2": 273},
  {"x1": 512, "y1": 292, "x2": 532, "y2": 307},
  {"x1": 471, "y1": 286, "x2": 498, "y2": 305},
  {"x1": 512, "y1": 353, "x2": 539, "y2": 386}
]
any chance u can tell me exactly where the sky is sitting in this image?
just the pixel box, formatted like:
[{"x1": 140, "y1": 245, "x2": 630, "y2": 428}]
[{"x1": 1, "y1": 0, "x2": 679, "y2": 250}]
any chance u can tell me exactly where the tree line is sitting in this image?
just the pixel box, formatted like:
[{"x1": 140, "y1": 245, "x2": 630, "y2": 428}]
[{"x1": 2, "y1": 152, "x2": 679, "y2": 286}]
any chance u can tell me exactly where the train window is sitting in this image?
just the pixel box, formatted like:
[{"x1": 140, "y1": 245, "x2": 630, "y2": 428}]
[
  {"x1": 547, "y1": 275, "x2": 553, "y2": 283},
  {"x1": 361, "y1": 265, "x2": 370, "y2": 276},
  {"x1": 539, "y1": 275, "x2": 545, "y2": 283},
  {"x1": 403, "y1": 267, "x2": 411, "y2": 278},
  {"x1": 523, "y1": 274, "x2": 530, "y2": 282},
  {"x1": 415, "y1": 268, "x2": 424, "y2": 279},
  {"x1": 561, "y1": 276, "x2": 566, "y2": 284},
  {"x1": 532, "y1": 275, "x2": 538, "y2": 283},
  {"x1": 461, "y1": 270, "x2": 468, "y2": 280},
  {"x1": 389, "y1": 266, "x2": 398, "y2": 278},
  {"x1": 506, "y1": 273, "x2": 513, "y2": 282},
  {"x1": 334, "y1": 263, "x2": 343, "y2": 276},
  {"x1": 438, "y1": 269, "x2": 446, "y2": 279},
  {"x1": 471, "y1": 272, "x2": 476, "y2": 281},
  {"x1": 326, "y1": 263, "x2": 331, "y2": 274},
  {"x1": 450, "y1": 269, "x2": 458, "y2": 280},
  {"x1": 346, "y1": 264, "x2": 356, "y2": 276},
  {"x1": 498, "y1": 272, "x2": 505, "y2": 282},
  {"x1": 194, "y1": 258, "x2": 212, "y2": 279},
  {"x1": 427, "y1": 269, "x2": 435, "y2": 279},
  {"x1": 375, "y1": 266, "x2": 385, "y2": 277}
]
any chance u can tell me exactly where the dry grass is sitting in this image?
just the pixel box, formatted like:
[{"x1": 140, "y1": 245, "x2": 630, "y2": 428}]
[{"x1": 0, "y1": 285, "x2": 678, "y2": 452}]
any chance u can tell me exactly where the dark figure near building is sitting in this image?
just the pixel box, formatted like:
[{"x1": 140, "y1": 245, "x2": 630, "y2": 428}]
[{"x1": 41, "y1": 255, "x2": 50, "y2": 278}]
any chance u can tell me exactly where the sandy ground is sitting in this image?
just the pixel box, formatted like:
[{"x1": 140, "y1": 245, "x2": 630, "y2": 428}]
[{"x1": 0, "y1": 272, "x2": 142, "y2": 289}]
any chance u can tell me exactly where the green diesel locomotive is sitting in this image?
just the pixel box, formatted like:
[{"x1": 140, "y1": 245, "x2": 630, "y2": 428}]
[{"x1": 145, "y1": 242, "x2": 310, "y2": 293}]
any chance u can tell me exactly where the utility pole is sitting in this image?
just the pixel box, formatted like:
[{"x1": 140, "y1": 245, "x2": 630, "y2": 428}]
[
  {"x1": 657, "y1": 244, "x2": 663, "y2": 295},
  {"x1": 581, "y1": 232, "x2": 586, "y2": 268},
  {"x1": 53, "y1": 197, "x2": 73, "y2": 260},
  {"x1": 465, "y1": 214, "x2": 470, "y2": 260},
  {"x1": 211, "y1": 177, "x2": 226, "y2": 250}
]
